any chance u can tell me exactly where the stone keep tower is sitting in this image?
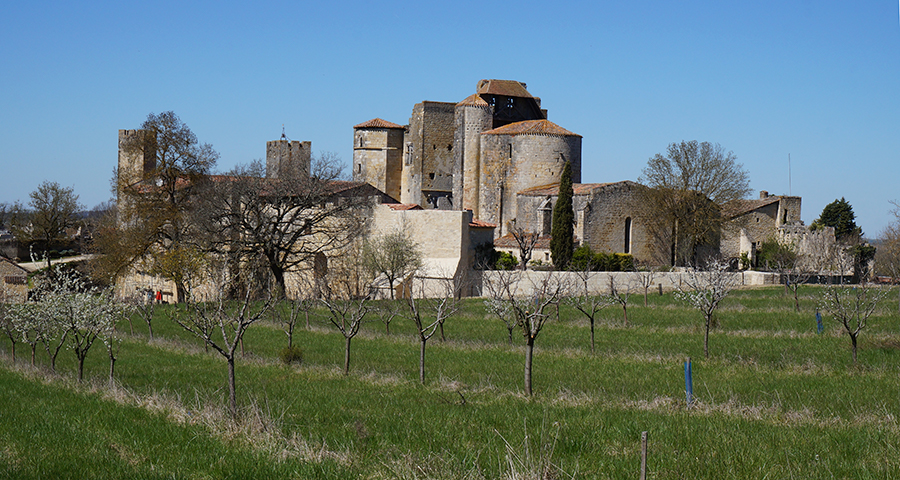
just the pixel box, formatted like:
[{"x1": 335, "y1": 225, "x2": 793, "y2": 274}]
[
  {"x1": 352, "y1": 118, "x2": 405, "y2": 201},
  {"x1": 118, "y1": 129, "x2": 156, "y2": 189},
  {"x1": 266, "y1": 139, "x2": 310, "y2": 179}
]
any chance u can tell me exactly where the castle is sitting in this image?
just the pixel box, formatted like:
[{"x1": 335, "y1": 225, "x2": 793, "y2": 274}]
[
  {"x1": 352, "y1": 79, "x2": 581, "y2": 238},
  {"x1": 113, "y1": 79, "x2": 823, "y2": 301}
]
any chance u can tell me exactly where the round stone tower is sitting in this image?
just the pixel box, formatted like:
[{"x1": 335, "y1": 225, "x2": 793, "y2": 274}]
[
  {"x1": 453, "y1": 94, "x2": 493, "y2": 218},
  {"x1": 478, "y1": 119, "x2": 582, "y2": 236},
  {"x1": 352, "y1": 118, "x2": 405, "y2": 202}
]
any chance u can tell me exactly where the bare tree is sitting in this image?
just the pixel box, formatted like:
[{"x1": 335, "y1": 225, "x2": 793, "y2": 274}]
[
  {"x1": 676, "y1": 259, "x2": 739, "y2": 358},
  {"x1": 640, "y1": 141, "x2": 751, "y2": 266},
  {"x1": 404, "y1": 274, "x2": 464, "y2": 384},
  {"x1": 489, "y1": 271, "x2": 564, "y2": 396},
  {"x1": 170, "y1": 261, "x2": 273, "y2": 418},
  {"x1": 373, "y1": 299, "x2": 404, "y2": 335},
  {"x1": 198, "y1": 156, "x2": 372, "y2": 296},
  {"x1": 820, "y1": 283, "x2": 890, "y2": 364},
  {"x1": 10, "y1": 181, "x2": 83, "y2": 269},
  {"x1": 322, "y1": 297, "x2": 370, "y2": 375},
  {"x1": 483, "y1": 269, "x2": 520, "y2": 345},
  {"x1": 362, "y1": 228, "x2": 423, "y2": 300},
  {"x1": 564, "y1": 269, "x2": 612, "y2": 353},
  {"x1": 632, "y1": 263, "x2": 657, "y2": 307},
  {"x1": 608, "y1": 275, "x2": 632, "y2": 327},
  {"x1": 507, "y1": 219, "x2": 539, "y2": 271},
  {"x1": 877, "y1": 201, "x2": 900, "y2": 312}
]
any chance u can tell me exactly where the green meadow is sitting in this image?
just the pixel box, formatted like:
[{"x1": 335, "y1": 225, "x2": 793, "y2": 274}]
[{"x1": 2, "y1": 285, "x2": 899, "y2": 479}]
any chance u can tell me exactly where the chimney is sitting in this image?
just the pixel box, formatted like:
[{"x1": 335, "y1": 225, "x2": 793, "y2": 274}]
[{"x1": 759, "y1": 191, "x2": 769, "y2": 199}]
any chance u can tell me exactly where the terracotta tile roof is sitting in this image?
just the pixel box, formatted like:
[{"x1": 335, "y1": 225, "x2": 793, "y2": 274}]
[
  {"x1": 468, "y1": 220, "x2": 497, "y2": 228},
  {"x1": 353, "y1": 118, "x2": 404, "y2": 129},
  {"x1": 723, "y1": 197, "x2": 781, "y2": 218},
  {"x1": 517, "y1": 181, "x2": 635, "y2": 196},
  {"x1": 476, "y1": 79, "x2": 533, "y2": 98},
  {"x1": 482, "y1": 119, "x2": 581, "y2": 138},
  {"x1": 387, "y1": 203, "x2": 423, "y2": 211},
  {"x1": 456, "y1": 93, "x2": 490, "y2": 107}
]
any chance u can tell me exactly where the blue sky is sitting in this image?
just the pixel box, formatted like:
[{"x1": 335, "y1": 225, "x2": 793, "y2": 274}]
[{"x1": 2, "y1": 1, "x2": 898, "y2": 236}]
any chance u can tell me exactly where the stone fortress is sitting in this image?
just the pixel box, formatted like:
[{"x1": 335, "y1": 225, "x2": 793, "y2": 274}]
[
  {"x1": 352, "y1": 79, "x2": 581, "y2": 239},
  {"x1": 113, "y1": 79, "x2": 824, "y2": 300}
]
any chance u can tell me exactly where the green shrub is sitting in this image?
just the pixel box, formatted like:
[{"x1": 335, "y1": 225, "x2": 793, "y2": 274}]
[
  {"x1": 614, "y1": 253, "x2": 634, "y2": 272},
  {"x1": 495, "y1": 251, "x2": 519, "y2": 270},
  {"x1": 570, "y1": 245, "x2": 596, "y2": 270},
  {"x1": 279, "y1": 346, "x2": 303, "y2": 365}
]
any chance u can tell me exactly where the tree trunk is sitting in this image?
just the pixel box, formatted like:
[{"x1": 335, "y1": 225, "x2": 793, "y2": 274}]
[
  {"x1": 704, "y1": 316, "x2": 711, "y2": 358},
  {"x1": 273, "y1": 267, "x2": 286, "y2": 299},
  {"x1": 524, "y1": 338, "x2": 535, "y2": 396},
  {"x1": 109, "y1": 353, "x2": 116, "y2": 385},
  {"x1": 507, "y1": 327, "x2": 514, "y2": 346},
  {"x1": 439, "y1": 323, "x2": 446, "y2": 342},
  {"x1": 30, "y1": 344, "x2": 36, "y2": 366},
  {"x1": 419, "y1": 338, "x2": 427, "y2": 384},
  {"x1": 590, "y1": 318, "x2": 595, "y2": 354},
  {"x1": 7, "y1": 340, "x2": 14, "y2": 363},
  {"x1": 850, "y1": 334, "x2": 858, "y2": 364},
  {"x1": 227, "y1": 355, "x2": 238, "y2": 418},
  {"x1": 77, "y1": 355, "x2": 86, "y2": 382},
  {"x1": 622, "y1": 305, "x2": 628, "y2": 327},
  {"x1": 344, "y1": 337, "x2": 352, "y2": 375}
]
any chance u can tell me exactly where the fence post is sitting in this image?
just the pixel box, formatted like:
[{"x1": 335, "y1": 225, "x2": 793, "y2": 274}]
[{"x1": 640, "y1": 430, "x2": 648, "y2": 480}]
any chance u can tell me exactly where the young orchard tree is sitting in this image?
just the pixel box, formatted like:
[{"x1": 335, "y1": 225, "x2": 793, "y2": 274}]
[
  {"x1": 170, "y1": 262, "x2": 273, "y2": 418},
  {"x1": 631, "y1": 262, "x2": 657, "y2": 307},
  {"x1": 491, "y1": 270, "x2": 564, "y2": 396},
  {"x1": 362, "y1": 228, "x2": 423, "y2": 300},
  {"x1": 0, "y1": 297, "x2": 18, "y2": 362},
  {"x1": 8, "y1": 302, "x2": 48, "y2": 366},
  {"x1": 483, "y1": 268, "x2": 520, "y2": 345},
  {"x1": 35, "y1": 268, "x2": 128, "y2": 382},
  {"x1": 676, "y1": 259, "x2": 739, "y2": 358},
  {"x1": 374, "y1": 298, "x2": 404, "y2": 335},
  {"x1": 270, "y1": 293, "x2": 316, "y2": 349},
  {"x1": 563, "y1": 269, "x2": 613, "y2": 353},
  {"x1": 608, "y1": 275, "x2": 632, "y2": 327},
  {"x1": 820, "y1": 284, "x2": 890, "y2": 364},
  {"x1": 322, "y1": 296, "x2": 370, "y2": 376},
  {"x1": 405, "y1": 274, "x2": 464, "y2": 384}
]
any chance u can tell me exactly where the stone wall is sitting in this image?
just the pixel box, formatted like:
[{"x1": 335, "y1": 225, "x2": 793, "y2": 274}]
[{"x1": 479, "y1": 269, "x2": 780, "y2": 298}]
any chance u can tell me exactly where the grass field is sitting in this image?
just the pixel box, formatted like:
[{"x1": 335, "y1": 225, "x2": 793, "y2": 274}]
[{"x1": 1, "y1": 285, "x2": 899, "y2": 478}]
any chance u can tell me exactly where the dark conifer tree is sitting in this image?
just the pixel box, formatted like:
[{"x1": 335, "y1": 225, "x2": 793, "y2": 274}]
[{"x1": 550, "y1": 161, "x2": 574, "y2": 269}]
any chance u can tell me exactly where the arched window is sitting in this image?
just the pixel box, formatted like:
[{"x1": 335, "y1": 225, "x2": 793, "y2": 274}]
[{"x1": 624, "y1": 217, "x2": 632, "y2": 254}]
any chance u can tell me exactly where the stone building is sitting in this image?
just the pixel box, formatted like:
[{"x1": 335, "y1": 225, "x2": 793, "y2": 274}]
[
  {"x1": 0, "y1": 257, "x2": 28, "y2": 303},
  {"x1": 496, "y1": 181, "x2": 661, "y2": 266},
  {"x1": 721, "y1": 190, "x2": 803, "y2": 265},
  {"x1": 353, "y1": 79, "x2": 582, "y2": 237}
]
